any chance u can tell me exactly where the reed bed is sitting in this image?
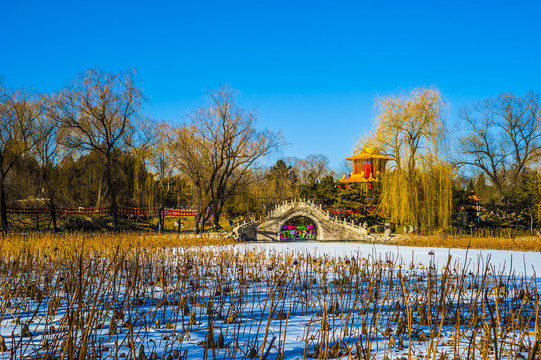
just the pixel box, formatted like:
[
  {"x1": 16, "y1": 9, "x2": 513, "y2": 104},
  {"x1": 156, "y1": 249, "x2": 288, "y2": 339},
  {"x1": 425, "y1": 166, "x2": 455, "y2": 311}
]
[
  {"x1": 393, "y1": 234, "x2": 541, "y2": 252},
  {"x1": 0, "y1": 234, "x2": 540, "y2": 359}
]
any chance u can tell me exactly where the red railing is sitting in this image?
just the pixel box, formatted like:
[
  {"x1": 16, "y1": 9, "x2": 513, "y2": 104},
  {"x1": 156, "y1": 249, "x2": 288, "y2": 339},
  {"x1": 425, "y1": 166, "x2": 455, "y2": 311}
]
[{"x1": 7, "y1": 206, "x2": 197, "y2": 217}]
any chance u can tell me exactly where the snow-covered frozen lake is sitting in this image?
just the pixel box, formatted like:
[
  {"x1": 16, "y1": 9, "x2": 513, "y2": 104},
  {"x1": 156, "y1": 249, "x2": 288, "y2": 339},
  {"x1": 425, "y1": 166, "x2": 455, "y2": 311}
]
[
  {"x1": 244, "y1": 241, "x2": 541, "y2": 276},
  {"x1": 1, "y1": 241, "x2": 540, "y2": 360}
]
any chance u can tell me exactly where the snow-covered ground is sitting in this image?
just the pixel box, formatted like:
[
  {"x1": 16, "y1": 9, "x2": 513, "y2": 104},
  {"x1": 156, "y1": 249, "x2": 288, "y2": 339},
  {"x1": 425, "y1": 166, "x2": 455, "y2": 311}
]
[
  {"x1": 1, "y1": 242, "x2": 540, "y2": 360},
  {"x1": 245, "y1": 242, "x2": 541, "y2": 276}
]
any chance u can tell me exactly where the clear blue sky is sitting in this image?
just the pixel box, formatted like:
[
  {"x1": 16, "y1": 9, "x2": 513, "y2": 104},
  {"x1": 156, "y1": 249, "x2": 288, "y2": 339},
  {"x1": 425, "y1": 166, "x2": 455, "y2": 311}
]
[{"x1": 2, "y1": 0, "x2": 540, "y2": 171}]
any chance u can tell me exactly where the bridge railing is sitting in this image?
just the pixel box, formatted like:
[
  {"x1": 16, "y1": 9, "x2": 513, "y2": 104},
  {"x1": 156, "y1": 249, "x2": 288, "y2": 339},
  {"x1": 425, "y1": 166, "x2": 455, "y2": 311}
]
[
  {"x1": 263, "y1": 199, "x2": 370, "y2": 234},
  {"x1": 234, "y1": 199, "x2": 385, "y2": 240}
]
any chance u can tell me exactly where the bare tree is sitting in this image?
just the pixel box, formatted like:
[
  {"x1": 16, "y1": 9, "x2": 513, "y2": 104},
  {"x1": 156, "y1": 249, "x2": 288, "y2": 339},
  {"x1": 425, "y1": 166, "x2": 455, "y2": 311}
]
[
  {"x1": 287, "y1": 154, "x2": 331, "y2": 184},
  {"x1": 457, "y1": 91, "x2": 541, "y2": 197},
  {"x1": 170, "y1": 124, "x2": 211, "y2": 232},
  {"x1": 171, "y1": 85, "x2": 283, "y2": 232},
  {"x1": 149, "y1": 121, "x2": 177, "y2": 232},
  {"x1": 31, "y1": 94, "x2": 67, "y2": 231},
  {"x1": 54, "y1": 69, "x2": 143, "y2": 230},
  {"x1": 0, "y1": 82, "x2": 44, "y2": 231}
]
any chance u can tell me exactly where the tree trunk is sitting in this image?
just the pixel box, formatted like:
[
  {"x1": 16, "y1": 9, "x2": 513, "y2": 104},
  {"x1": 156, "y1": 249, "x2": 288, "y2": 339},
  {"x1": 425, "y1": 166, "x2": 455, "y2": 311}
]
[
  {"x1": 48, "y1": 196, "x2": 58, "y2": 233},
  {"x1": 212, "y1": 201, "x2": 223, "y2": 232},
  {"x1": 110, "y1": 190, "x2": 118, "y2": 231},
  {"x1": 158, "y1": 204, "x2": 166, "y2": 233},
  {"x1": 42, "y1": 172, "x2": 59, "y2": 232},
  {"x1": 194, "y1": 210, "x2": 202, "y2": 233},
  {"x1": 192, "y1": 189, "x2": 202, "y2": 234},
  {"x1": 43, "y1": 178, "x2": 59, "y2": 232},
  {"x1": 0, "y1": 177, "x2": 8, "y2": 233},
  {"x1": 530, "y1": 206, "x2": 534, "y2": 235},
  {"x1": 96, "y1": 179, "x2": 103, "y2": 208},
  {"x1": 201, "y1": 209, "x2": 211, "y2": 233},
  {"x1": 212, "y1": 213, "x2": 219, "y2": 232},
  {"x1": 106, "y1": 158, "x2": 118, "y2": 231},
  {"x1": 50, "y1": 205, "x2": 58, "y2": 232}
]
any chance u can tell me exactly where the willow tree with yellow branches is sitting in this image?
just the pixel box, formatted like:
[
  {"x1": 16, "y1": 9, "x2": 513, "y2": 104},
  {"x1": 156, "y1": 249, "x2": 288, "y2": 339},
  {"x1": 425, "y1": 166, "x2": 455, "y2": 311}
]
[{"x1": 362, "y1": 88, "x2": 453, "y2": 232}]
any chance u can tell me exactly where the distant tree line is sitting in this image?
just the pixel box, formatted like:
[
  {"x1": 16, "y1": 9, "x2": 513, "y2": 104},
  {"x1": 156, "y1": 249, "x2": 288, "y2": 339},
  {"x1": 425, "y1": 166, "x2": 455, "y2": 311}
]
[
  {"x1": 0, "y1": 70, "x2": 283, "y2": 233},
  {"x1": 2, "y1": 69, "x2": 540, "y2": 235}
]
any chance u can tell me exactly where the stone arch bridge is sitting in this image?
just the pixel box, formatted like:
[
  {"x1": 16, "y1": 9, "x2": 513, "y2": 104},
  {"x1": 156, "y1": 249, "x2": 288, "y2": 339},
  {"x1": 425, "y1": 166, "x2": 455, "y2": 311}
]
[{"x1": 233, "y1": 199, "x2": 390, "y2": 242}]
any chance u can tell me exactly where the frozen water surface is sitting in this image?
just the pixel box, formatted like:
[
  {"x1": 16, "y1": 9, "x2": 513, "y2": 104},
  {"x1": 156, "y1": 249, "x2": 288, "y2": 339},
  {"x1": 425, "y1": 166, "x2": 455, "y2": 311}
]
[
  {"x1": 1, "y1": 241, "x2": 540, "y2": 360},
  {"x1": 245, "y1": 242, "x2": 541, "y2": 276}
]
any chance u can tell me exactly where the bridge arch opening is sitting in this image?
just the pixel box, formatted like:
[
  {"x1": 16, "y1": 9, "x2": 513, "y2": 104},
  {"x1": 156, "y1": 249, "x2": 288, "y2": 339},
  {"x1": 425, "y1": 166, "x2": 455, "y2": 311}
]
[{"x1": 278, "y1": 216, "x2": 318, "y2": 241}]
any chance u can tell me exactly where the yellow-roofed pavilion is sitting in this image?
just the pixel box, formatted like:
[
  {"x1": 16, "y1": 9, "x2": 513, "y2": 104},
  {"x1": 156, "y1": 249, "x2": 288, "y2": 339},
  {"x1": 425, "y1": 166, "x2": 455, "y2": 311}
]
[{"x1": 338, "y1": 144, "x2": 393, "y2": 184}]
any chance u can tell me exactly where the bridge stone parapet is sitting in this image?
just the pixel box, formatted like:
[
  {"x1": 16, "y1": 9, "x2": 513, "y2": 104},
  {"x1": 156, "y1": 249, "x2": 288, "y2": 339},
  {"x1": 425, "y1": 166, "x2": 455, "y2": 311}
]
[{"x1": 234, "y1": 199, "x2": 388, "y2": 242}]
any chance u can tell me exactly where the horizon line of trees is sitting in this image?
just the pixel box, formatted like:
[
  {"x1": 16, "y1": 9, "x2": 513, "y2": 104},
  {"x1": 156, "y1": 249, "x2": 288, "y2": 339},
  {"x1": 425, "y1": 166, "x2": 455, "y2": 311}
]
[
  {"x1": 0, "y1": 69, "x2": 285, "y2": 233},
  {"x1": 2, "y1": 69, "x2": 540, "y2": 234}
]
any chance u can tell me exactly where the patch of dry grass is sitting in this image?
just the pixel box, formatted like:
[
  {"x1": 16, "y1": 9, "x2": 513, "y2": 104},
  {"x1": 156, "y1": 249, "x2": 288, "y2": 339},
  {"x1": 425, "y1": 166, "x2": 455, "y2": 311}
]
[
  {"x1": 1, "y1": 232, "x2": 235, "y2": 256},
  {"x1": 393, "y1": 234, "x2": 541, "y2": 252}
]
